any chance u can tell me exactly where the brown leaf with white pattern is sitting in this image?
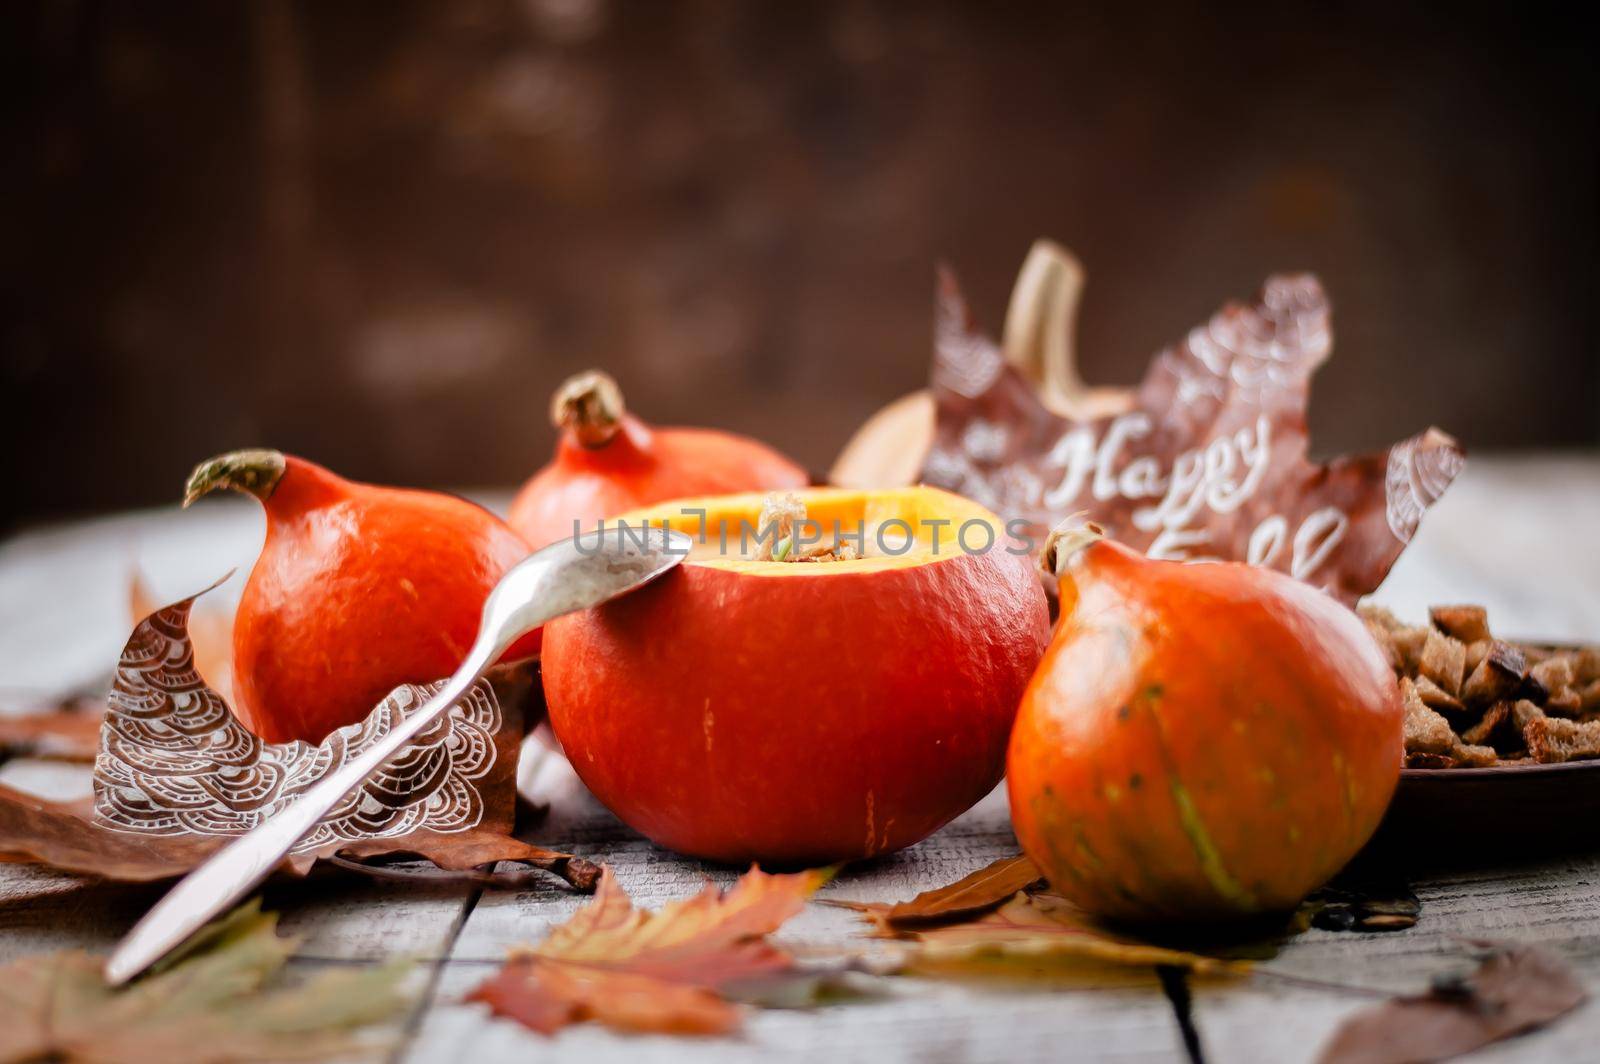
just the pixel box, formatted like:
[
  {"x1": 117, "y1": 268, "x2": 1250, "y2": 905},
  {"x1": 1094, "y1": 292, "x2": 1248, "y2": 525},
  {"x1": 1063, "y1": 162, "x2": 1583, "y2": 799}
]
[
  {"x1": 129, "y1": 568, "x2": 235, "y2": 704},
  {"x1": 922, "y1": 254, "x2": 1462, "y2": 603},
  {"x1": 0, "y1": 582, "x2": 597, "y2": 891}
]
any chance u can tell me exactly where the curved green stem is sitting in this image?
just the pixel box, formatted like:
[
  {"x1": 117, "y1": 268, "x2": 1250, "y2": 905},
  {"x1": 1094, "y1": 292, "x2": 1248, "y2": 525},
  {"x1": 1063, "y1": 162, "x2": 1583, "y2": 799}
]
[{"x1": 183, "y1": 449, "x2": 287, "y2": 507}]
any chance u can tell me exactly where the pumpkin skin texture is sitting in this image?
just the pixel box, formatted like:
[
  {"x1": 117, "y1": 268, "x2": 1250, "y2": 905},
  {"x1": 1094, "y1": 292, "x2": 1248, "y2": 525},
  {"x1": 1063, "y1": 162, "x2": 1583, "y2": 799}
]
[
  {"x1": 184, "y1": 450, "x2": 535, "y2": 745},
  {"x1": 508, "y1": 370, "x2": 808, "y2": 550},
  {"x1": 541, "y1": 488, "x2": 1051, "y2": 865},
  {"x1": 1007, "y1": 536, "x2": 1402, "y2": 923}
]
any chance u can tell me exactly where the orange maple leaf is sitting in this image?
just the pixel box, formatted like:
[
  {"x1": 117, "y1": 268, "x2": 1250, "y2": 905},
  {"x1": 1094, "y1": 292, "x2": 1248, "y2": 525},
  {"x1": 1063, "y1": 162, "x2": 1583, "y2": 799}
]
[{"x1": 468, "y1": 865, "x2": 828, "y2": 1036}]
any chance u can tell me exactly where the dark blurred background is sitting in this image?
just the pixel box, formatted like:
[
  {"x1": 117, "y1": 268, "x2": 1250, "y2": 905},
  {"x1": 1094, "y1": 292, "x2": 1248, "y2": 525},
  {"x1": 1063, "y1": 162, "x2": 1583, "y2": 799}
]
[{"x1": 3, "y1": 0, "x2": 1596, "y2": 529}]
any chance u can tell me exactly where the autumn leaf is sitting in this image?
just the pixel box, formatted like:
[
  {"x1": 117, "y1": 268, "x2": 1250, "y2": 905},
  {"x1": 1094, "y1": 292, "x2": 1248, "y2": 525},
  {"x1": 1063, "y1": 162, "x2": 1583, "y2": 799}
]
[
  {"x1": 0, "y1": 781, "x2": 213, "y2": 877},
  {"x1": 830, "y1": 856, "x2": 1243, "y2": 976},
  {"x1": 0, "y1": 900, "x2": 413, "y2": 1063},
  {"x1": 829, "y1": 854, "x2": 1044, "y2": 932},
  {"x1": 129, "y1": 568, "x2": 235, "y2": 702},
  {"x1": 1317, "y1": 941, "x2": 1587, "y2": 1064},
  {"x1": 923, "y1": 264, "x2": 1462, "y2": 603},
  {"x1": 902, "y1": 891, "x2": 1248, "y2": 976},
  {"x1": 10, "y1": 581, "x2": 595, "y2": 891},
  {"x1": 0, "y1": 701, "x2": 103, "y2": 764},
  {"x1": 468, "y1": 865, "x2": 829, "y2": 1037},
  {"x1": 1, "y1": 584, "x2": 594, "y2": 890}
]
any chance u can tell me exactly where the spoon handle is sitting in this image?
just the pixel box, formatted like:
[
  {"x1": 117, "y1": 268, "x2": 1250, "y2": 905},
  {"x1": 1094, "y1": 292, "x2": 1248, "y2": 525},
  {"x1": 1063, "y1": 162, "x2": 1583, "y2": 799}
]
[{"x1": 104, "y1": 525, "x2": 689, "y2": 985}]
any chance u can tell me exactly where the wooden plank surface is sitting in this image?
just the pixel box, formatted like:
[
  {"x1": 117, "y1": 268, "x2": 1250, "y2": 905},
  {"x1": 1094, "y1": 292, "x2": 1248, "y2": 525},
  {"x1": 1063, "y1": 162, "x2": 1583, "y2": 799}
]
[
  {"x1": 410, "y1": 770, "x2": 1190, "y2": 1064},
  {"x1": 0, "y1": 857, "x2": 474, "y2": 1054},
  {"x1": 1189, "y1": 853, "x2": 1600, "y2": 1062},
  {"x1": 2, "y1": 454, "x2": 1598, "y2": 1062}
]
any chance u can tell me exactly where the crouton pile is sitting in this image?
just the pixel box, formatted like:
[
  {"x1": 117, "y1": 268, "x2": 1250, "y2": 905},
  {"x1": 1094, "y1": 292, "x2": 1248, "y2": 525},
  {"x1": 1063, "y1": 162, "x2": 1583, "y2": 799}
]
[{"x1": 1360, "y1": 604, "x2": 1600, "y2": 767}]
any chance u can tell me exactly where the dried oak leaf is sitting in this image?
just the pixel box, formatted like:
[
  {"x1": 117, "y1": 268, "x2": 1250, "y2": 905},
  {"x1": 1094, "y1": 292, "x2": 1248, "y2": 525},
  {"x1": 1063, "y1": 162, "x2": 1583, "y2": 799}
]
[
  {"x1": 1318, "y1": 941, "x2": 1587, "y2": 1064},
  {"x1": 902, "y1": 891, "x2": 1247, "y2": 975},
  {"x1": 828, "y1": 854, "x2": 1045, "y2": 931},
  {"x1": 0, "y1": 900, "x2": 412, "y2": 1063},
  {"x1": 468, "y1": 866, "x2": 827, "y2": 1037}
]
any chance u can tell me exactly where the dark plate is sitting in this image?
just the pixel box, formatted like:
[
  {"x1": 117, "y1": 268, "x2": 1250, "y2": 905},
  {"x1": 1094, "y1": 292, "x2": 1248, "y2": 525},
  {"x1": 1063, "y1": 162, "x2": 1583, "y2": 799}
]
[
  {"x1": 1372, "y1": 637, "x2": 1600, "y2": 859},
  {"x1": 1373, "y1": 759, "x2": 1600, "y2": 859}
]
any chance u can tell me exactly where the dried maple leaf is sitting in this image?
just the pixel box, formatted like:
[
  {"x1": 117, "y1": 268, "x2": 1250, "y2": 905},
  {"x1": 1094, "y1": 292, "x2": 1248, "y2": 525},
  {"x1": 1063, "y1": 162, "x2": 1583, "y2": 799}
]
[
  {"x1": 468, "y1": 866, "x2": 828, "y2": 1036},
  {"x1": 902, "y1": 891, "x2": 1247, "y2": 976},
  {"x1": 829, "y1": 854, "x2": 1045, "y2": 931},
  {"x1": 1317, "y1": 941, "x2": 1587, "y2": 1064},
  {"x1": 0, "y1": 900, "x2": 412, "y2": 1063}
]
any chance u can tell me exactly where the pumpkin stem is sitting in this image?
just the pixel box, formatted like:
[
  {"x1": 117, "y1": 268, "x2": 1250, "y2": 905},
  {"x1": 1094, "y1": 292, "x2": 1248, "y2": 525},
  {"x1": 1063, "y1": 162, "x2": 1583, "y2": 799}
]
[
  {"x1": 1040, "y1": 516, "x2": 1105, "y2": 581},
  {"x1": 1001, "y1": 239, "x2": 1134, "y2": 421},
  {"x1": 552, "y1": 370, "x2": 625, "y2": 449},
  {"x1": 183, "y1": 449, "x2": 288, "y2": 507}
]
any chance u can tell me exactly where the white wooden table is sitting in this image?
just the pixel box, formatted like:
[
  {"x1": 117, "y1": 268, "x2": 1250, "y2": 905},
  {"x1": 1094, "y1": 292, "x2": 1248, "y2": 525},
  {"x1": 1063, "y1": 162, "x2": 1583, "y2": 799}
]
[{"x1": 2, "y1": 453, "x2": 1598, "y2": 1063}]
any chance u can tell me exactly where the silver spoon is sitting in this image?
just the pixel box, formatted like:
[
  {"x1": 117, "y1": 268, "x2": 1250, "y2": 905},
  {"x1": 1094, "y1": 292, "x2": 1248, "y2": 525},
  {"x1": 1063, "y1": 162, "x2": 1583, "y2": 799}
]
[{"x1": 104, "y1": 524, "x2": 689, "y2": 986}]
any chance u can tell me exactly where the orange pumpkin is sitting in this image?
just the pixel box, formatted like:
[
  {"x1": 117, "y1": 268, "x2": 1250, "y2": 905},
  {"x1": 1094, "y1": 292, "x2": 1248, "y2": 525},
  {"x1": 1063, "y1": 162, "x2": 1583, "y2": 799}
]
[
  {"x1": 184, "y1": 449, "x2": 536, "y2": 744},
  {"x1": 508, "y1": 370, "x2": 809, "y2": 549},
  {"x1": 542, "y1": 487, "x2": 1051, "y2": 865},
  {"x1": 1007, "y1": 525, "x2": 1402, "y2": 922}
]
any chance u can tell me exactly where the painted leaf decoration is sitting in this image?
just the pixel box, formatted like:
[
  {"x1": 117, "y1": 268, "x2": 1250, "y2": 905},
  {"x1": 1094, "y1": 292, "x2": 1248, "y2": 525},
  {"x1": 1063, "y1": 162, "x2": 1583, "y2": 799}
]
[
  {"x1": 903, "y1": 891, "x2": 1247, "y2": 975},
  {"x1": 128, "y1": 568, "x2": 234, "y2": 704},
  {"x1": 99, "y1": 579, "x2": 506, "y2": 849},
  {"x1": 1317, "y1": 941, "x2": 1587, "y2": 1064},
  {"x1": 0, "y1": 582, "x2": 597, "y2": 890},
  {"x1": 0, "y1": 900, "x2": 412, "y2": 1063},
  {"x1": 924, "y1": 269, "x2": 1463, "y2": 602},
  {"x1": 468, "y1": 866, "x2": 828, "y2": 1036}
]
